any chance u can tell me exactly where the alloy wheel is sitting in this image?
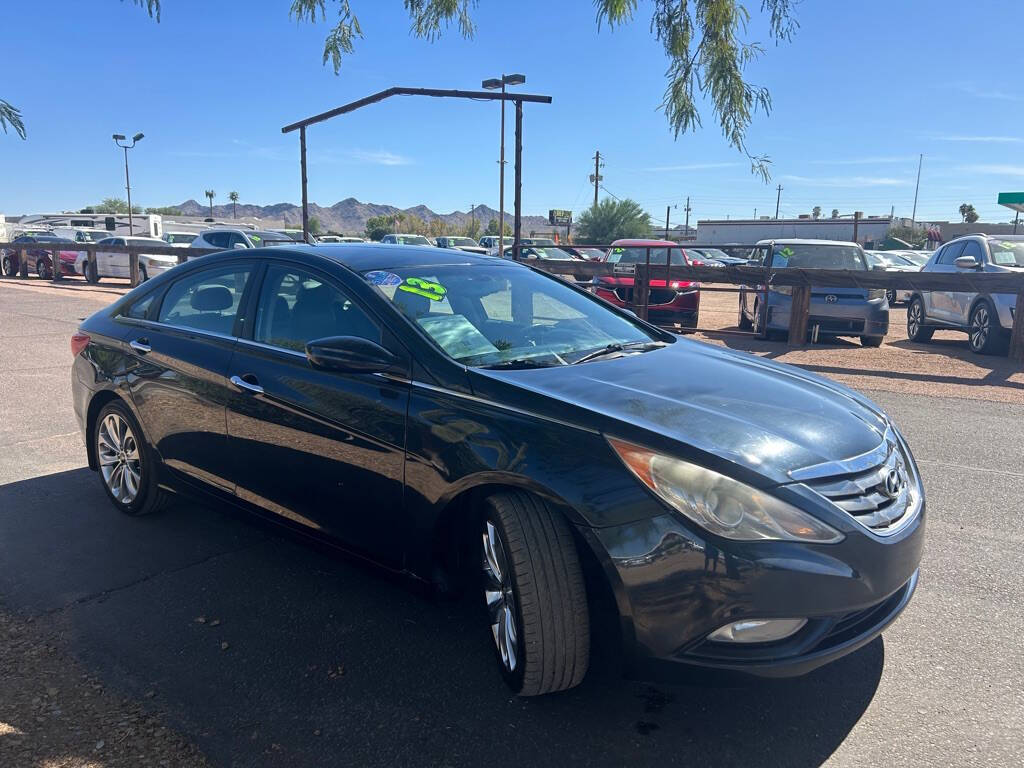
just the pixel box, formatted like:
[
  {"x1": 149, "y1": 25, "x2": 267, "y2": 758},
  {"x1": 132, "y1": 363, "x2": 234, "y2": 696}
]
[
  {"x1": 482, "y1": 520, "x2": 519, "y2": 673},
  {"x1": 970, "y1": 305, "x2": 990, "y2": 352},
  {"x1": 97, "y1": 413, "x2": 142, "y2": 505},
  {"x1": 908, "y1": 302, "x2": 921, "y2": 336}
]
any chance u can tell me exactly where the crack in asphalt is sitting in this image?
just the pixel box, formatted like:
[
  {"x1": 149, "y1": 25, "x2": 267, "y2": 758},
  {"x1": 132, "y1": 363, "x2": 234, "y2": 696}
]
[
  {"x1": 916, "y1": 458, "x2": 1024, "y2": 478},
  {"x1": 35, "y1": 539, "x2": 268, "y2": 619}
]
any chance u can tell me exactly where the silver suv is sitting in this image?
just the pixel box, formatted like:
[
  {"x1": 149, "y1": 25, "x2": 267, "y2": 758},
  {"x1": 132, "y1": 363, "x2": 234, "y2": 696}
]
[{"x1": 907, "y1": 235, "x2": 1024, "y2": 354}]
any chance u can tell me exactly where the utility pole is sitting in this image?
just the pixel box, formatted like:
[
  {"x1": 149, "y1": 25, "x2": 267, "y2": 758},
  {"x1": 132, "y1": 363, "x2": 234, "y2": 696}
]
[
  {"x1": 775, "y1": 184, "x2": 783, "y2": 219},
  {"x1": 684, "y1": 196, "x2": 692, "y2": 236},
  {"x1": 911, "y1": 154, "x2": 923, "y2": 226},
  {"x1": 753, "y1": 208, "x2": 757, "y2": 219},
  {"x1": 590, "y1": 151, "x2": 603, "y2": 209},
  {"x1": 664, "y1": 206, "x2": 671, "y2": 239}
]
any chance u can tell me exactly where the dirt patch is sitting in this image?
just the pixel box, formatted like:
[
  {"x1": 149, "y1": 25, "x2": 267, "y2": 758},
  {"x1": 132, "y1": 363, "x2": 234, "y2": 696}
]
[
  {"x1": 0, "y1": 609, "x2": 210, "y2": 768},
  {"x1": 692, "y1": 288, "x2": 1024, "y2": 404}
]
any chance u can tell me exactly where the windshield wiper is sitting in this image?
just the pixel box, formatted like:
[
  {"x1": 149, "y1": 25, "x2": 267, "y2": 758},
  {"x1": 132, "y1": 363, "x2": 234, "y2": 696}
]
[{"x1": 570, "y1": 341, "x2": 663, "y2": 365}]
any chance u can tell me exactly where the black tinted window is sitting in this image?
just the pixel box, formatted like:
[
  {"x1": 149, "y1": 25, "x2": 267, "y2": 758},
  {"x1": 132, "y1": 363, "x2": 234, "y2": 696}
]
[
  {"x1": 254, "y1": 265, "x2": 379, "y2": 352},
  {"x1": 158, "y1": 266, "x2": 252, "y2": 335},
  {"x1": 124, "y1": 293, "x2": 155, "y2": 320},
  {"x1": 205, "y1": 232, "x2": 228, "y2": 248},
  {"x1": 937, "y1": 242, "x2": 965, "y2": 264}
]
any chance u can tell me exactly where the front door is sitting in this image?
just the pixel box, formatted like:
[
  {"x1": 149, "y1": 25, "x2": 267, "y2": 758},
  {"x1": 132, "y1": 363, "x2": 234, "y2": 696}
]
[
  {"x1": 928, "y1": 242, "x2": 964, "y2": 322},
  {"x1": 225, "y1": 261, "x2": 409, "y2": 566},
  {"x1": 126, "y1": 261, "x2": 256, "y2": 491},
  {"x1": 951, "y1": 239, "x2": 984, "y2": 323}
]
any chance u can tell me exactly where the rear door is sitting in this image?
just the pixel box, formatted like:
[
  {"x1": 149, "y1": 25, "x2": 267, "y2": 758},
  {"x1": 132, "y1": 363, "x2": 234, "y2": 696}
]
[
  {"x1": 224, "y1": 260, "x2": 409, "y2": 565},
  {"x1": 125, "y1": 261, "x2": 256, "y2": 491}
]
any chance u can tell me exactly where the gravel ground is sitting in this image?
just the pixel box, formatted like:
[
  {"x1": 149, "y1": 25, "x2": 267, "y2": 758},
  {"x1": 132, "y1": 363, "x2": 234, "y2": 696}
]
[{"x1": 0, "y1": 610, "x2": 211, "y2": 768}]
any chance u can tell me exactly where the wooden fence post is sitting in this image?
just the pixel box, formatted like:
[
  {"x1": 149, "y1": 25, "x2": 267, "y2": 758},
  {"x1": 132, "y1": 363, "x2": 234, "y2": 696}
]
[
  {"x1": 1009, "y1": 291, "x2": 1024, "y2": 364},
  {"x1": 51, "y1": 247, "x2": 62, "y2": 281},
  {"x1": 18, "y1": 248, "x2": 28, "y2": 278},
  {"x1": 129, "y1": 249, "x2": 140, "y2": 287},
  {"x1": 87, "y1": 247, "x2": 97, "y2": 282},
  {"x1": 634, "y1": 261, "x2": 649, "y2": 321},
  {"x1": 788, "y1": 284, "x2": 811, "y2": 347}
]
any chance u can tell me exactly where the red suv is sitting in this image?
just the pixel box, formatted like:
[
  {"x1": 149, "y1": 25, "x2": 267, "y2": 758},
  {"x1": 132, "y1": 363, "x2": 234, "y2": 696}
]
[{"x1": 591, "y1": 239, "x2": 700, "y2": 328}]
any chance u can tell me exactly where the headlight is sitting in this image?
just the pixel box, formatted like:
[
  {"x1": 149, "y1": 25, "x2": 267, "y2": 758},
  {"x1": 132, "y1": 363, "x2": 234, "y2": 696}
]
[{"x1": 607, "y1": 437, "x2": 844, "y2": 543}]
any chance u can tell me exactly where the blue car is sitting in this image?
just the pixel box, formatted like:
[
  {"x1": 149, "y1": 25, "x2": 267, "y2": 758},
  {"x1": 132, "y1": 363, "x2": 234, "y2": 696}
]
[{"x1": 739, "y1": 239, "x2": 889, "y2": 346}]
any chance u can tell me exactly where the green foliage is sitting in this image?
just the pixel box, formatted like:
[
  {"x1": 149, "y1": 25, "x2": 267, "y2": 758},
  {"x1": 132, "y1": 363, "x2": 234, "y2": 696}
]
[
  {"x1": 94, "y1": 198, "x2": 142, "y2": 214},
  {"x1": 308, "y1": 216, "x2": 322, "y2": 235},
  {"x1": 0, "y1": 100, "x2": 25, "y2": 140},
  {"x1": 887, "y1": 225, "x2": 926, "y2": 247},
  {"x1": 291, "y1": 0, "x2": 795, "y2": 178},
  {"x1": 364, "y1": 215, "x2": 392, "y2": 241},
  {"x1": 229, "y1": 190, "x2": 239, "y2": 218},
  {"x1": 428, "y1": 217, "x2": 451, "y2": 238},
  {"x1": 812, "y1": 206, "x2": 821, "y2": 220},
  {"x1": 462, "y1": 217, "x2": 481, "y2": 240},
  {"x1": 145, "y1": 206, "x2": 182, "y2": 216},
  {"x1": 484, "y1": 218, "x2": 512, "y2": 236},
  {"x1": 831, "y1": 208, "x2": 840, "y2": 219},
  {"x1": 959, "y1": 203, "x2": 979, "y2": 224},
  {"x1": 575, "y1": 198, "x2": 650, "y2": 244}
]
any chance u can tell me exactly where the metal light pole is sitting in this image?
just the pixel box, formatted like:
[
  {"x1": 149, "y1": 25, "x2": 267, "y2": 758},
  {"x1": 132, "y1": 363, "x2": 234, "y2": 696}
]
[
  {"x1": 112, "y1": 133, "x2": 144, "y2": 235},
  {"x1": 483, "y1": 74, "x2": 525, "y2": 256},
  {"x1": 911, "y1": 153, "x2": 923, "y2": 226}
]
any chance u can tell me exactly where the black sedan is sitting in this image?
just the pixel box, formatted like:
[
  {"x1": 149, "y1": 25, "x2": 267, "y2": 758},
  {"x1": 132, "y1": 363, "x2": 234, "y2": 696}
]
[{"x1": 71, "y1": 244, "x2": 924, "y2": 696}]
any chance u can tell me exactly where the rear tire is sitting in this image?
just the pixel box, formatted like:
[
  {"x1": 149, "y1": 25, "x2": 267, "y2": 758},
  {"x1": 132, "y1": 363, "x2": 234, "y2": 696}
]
[
  {"x1": 968, "y1": 300, "x2": 1006, "y2": 355},
  {"x1": 480, "y1": 491, "x2": 589, "y2": 696},
  {"x1": 861, "y1": 335, "x2": 884, "y2": 348},
  {"x1": 93, "y1": 400, "x2": 168, "y2": 516},
  {"x1": 907, "y1": 297, "x2": 933, "y2": 343}
]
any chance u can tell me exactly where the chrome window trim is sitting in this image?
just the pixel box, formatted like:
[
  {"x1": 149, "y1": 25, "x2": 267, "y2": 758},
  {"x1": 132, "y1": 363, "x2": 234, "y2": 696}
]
[{"x1": 115, "y1": 315, "x2": 238, "y2": 344}]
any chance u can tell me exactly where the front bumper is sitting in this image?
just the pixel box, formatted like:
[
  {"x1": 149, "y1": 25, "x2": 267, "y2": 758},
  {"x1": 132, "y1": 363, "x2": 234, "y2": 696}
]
[
  {"x1": 766, "y1": 295, "x2": 889, "y2": 337},
  {"x1": 588, "y1": 496, "x2": 924, "y2": 680}
]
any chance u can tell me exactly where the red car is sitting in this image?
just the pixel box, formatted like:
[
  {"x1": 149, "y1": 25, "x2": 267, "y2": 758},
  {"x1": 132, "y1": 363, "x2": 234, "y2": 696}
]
[
  {"x1": 1, "y1": 234, "x2": 78, "y2": 278},
  {"x1": 591, "y1": 239, "x2": 700, "y2": 328}
]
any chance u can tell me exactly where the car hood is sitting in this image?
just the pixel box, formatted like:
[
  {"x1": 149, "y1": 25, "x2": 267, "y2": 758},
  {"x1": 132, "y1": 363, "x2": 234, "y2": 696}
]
[{"x1": 471, "y1": 339, "x2": 888, "y2": 485}]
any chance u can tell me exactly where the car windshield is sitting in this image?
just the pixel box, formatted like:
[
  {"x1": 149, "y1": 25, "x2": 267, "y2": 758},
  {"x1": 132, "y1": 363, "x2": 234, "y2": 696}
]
[
  {"x1": 392, "y1": 235, "x2": 432, "y2": 246},
  {"x1": 606, "y1": 246, "x2": 687, "y2": 265},
  {"x1": 166, "y1": 233, "x2": 195, "y2": 243},
  {"x1": 78, "y1": 231, "x2": 109, "y2": 242},
  {"x1": 900, "y1": 252, "x2": 930, "y2": 266},
  {"x1": 988, "y1": 240, "x2": 1024, "y2": 266},
  {"x1": 128, "y1": 238, "x2": 162, "y2": 247},
  {"x1": 447, "y1": 238, "x2": 478, "y2": 247},
  {"x1": 250, "y1": 231, "x2": 292, "y2": 245},
  {"x1": 362, "y1": 263, "x2": 660, "y2": 367},
  {"x1": 866, "y1": 252, "x2": 913, "y2": 268},
  {"x1": 770, "y1": 244, "x2": 867, "y2": 270}
]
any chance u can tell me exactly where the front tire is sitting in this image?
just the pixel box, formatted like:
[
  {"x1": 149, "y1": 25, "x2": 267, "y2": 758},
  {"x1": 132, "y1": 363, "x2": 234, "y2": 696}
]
[
  {"x1": 93, "y1": 400, "x2": 167, "y2": 516},
  {"x1": 481, "y1": 492, "x2": 589, "y2": 696},
  {"x1": 36, "y1": 258, "x2": 52, "y2": 279},
  {"x1": 738, "y1": 295, "x2": 753, "y2": 330},
  {"x1": 907, "y1": 297, "x2": 933, "y2": 343}
]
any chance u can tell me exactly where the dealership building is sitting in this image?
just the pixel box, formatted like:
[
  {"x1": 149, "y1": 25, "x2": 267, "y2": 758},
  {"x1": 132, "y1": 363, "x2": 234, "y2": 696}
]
[{"x1": 695, "y1": 216, "x2": 892, "y2": 246}]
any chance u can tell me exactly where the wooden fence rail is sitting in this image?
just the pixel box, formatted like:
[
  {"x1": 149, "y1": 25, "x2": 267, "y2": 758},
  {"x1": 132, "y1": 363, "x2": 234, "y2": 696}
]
[{"x1": 2, "y1": 241, "x2": 1023, "y2": 363}]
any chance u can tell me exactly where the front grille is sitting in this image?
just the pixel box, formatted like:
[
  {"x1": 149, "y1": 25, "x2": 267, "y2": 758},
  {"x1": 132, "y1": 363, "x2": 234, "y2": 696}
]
[
  {"x1": 800, "y1": 437, "x2": 916, "y2": 533},
  {"x1": 807, "y1": 315, "x2": 865, "y2": 334},
  {"x1": 613, "y1": 287, "x2": 677, "y2": 305}
]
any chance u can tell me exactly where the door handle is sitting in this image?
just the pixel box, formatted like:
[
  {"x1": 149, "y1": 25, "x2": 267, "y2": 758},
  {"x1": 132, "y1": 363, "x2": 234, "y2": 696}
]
[
  {"x1": 129, "y1": 338, "x2": 151, "y2": 354},
  {"x1": 230, "y1": 374, "x2": 264, "y2": 395}
]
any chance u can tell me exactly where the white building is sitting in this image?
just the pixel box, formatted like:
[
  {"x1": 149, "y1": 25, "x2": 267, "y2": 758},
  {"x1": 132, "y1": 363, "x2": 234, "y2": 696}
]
[{"x1": 696, "y1": 216, "x2": 892, "y2": 246}]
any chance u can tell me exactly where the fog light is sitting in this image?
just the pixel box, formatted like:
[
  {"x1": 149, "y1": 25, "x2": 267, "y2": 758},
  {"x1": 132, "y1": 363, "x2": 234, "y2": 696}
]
[{"x1": 707, "y1": 618, "x2": 807, "y2": 643}]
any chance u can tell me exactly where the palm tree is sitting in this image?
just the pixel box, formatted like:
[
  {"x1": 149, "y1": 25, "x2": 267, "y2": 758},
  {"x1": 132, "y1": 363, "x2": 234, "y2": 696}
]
[
  {"x1": 204, "y1": 189, "x2": 216, "y2": 219},
  {"x1": 228, "y1": 191, "x2": 239, "y2": 219}
]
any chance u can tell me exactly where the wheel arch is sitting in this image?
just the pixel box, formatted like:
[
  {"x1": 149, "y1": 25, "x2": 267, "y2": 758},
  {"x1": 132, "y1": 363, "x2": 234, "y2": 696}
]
[{"x1": 84, "y1": 389, "x2": 152, "y2": 471}]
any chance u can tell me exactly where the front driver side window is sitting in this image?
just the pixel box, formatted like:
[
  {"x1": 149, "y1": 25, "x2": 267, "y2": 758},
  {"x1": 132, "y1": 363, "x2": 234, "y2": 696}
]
[{"x1": 253, "y1": 265, "x2": 380, "y2": 353}]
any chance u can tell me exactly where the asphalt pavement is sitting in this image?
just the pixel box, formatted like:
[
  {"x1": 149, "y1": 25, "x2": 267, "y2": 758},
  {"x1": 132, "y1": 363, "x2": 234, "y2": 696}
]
[{"x1": 0, "y1": 279, "x2": 1021, "y2": 767}]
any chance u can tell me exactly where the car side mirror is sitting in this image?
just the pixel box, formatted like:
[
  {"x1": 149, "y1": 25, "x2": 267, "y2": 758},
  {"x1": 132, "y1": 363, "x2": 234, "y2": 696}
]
[
  {"x1": 305, "y1": 336, "x2": 401, "y2": 374},
  {"x1": 232, "y1": 242, "x2": 247, "y2": 249},
  {"x1": 954, "y1": 255, "x2": 980, "y2": 270}
]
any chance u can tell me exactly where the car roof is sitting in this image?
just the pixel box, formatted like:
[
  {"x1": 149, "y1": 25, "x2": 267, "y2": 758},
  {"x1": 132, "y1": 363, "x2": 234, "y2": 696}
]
[
  {"x1": 757, "y1": 239, "x2": 860, "y2": 247},
  {"x1": 279, "y1": 243, "x2": 507, "y2": 271},
  {"x1": 610, "y1": 239, "x2": 679, "y2": 246}
]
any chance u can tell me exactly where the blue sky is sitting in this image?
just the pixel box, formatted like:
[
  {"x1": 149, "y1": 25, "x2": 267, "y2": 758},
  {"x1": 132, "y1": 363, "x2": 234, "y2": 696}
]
[{"x1": 3, "y1": 0, "x2": 1023, "y2": 223}]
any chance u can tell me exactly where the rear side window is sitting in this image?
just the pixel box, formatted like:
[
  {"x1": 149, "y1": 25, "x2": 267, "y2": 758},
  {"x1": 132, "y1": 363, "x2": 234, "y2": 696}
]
[
  {"x1": 158, "y1": 266, "x2": 253, "y2": 336},
  {"x1": 124, "y1": 293, "x2": 155, "y2": 320},
  {"x1": 253, "y1": 265, "x2": 380, "y2": 352}
]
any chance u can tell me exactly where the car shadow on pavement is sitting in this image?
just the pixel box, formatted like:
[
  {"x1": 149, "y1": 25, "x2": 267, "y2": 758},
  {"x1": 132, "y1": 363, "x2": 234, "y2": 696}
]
[{"x1": 0, "y1": 468, "x2": 883, "y2": 768}]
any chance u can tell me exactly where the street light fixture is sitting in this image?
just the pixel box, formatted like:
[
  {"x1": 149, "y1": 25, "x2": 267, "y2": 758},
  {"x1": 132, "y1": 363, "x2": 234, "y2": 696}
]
[
  {"x1": 112, "y1": 132, "x2": 144, "y2": 235},
  {"x1": 482, "y1": 73, "x2": 526, "y2": 257}
]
